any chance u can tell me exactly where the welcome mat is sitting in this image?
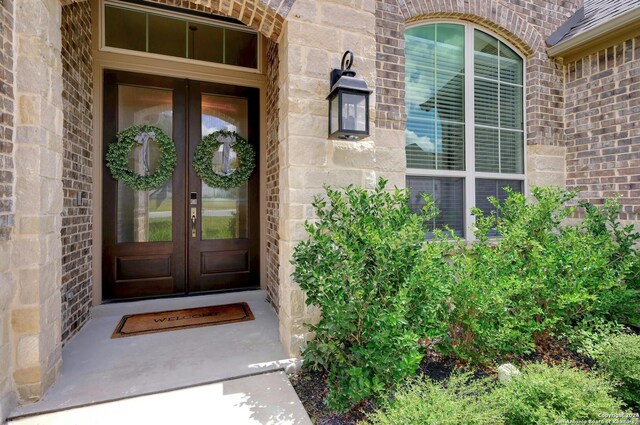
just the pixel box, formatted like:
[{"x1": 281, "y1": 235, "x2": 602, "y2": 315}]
[{"x1": 111, "y1": 302, "x2": 254, "y2": 338}]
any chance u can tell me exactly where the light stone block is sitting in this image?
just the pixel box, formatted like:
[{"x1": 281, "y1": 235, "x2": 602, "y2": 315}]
[
  {"x1": 0, "y1": 276, "x2": 15, "y2": 311},
  {"x1": 282, "y1": 220, "x2": 308, "y2": 242},
  {"x1": 280, "y1": 203, "x2": 305, "y2": 221},
  {"x1": 16, "y1": 56, "x2": 50, "y2": 97},
  {"x1": 375, "y1": 128, "x2": 405, "y2": 149},
  {"x1": 285, "y1": 22, "x2": 343, "y2": 52},
  {"x1": 285, "y1": 188, "x2": 326, "y2": 205},
  {"x1": 288, "y1": 75, "x2": 327, "y2": 100},
  {"x1": 303, "y1": 48, "x2": 330, "y2": 79},
  {"x1": 287, "y1": 98, "x2": 326, "y2": 116},
  {"x1": 14, "y1": 145, "x2": 41, "y2": 177},
  {"x1": 41, "y1": 178, "x2": 63, "y2": 214},
  {"x1": 528, "y1": 171, "x2": 565, "y2": 188},
  {"x1": 331, "y1": 140, "x2": 375, "y2": 169},
  {"x1": 288, "y1": 0, "x2": 318, "y2": 23},
  {"x1": 18, "y1": 95, "x2": 42, "y2": 126},
  {"x1": 16, "y1": 382, "x2": 41, "y2": 403},
  {"x1": 18, "y1": 269, "x2": 41, "y2": 305},
  {"x1": 0, "y1": 244, "x2": 10, "y2": 272},
  {"x1": 14, "y1": 126, "x2": 46, "y2": 146},
  {"x1": 288, "y1": 113, "x2": 326, "y2": 138},
  {"x1": 16, "y1": 336, "x2": 40, "y2": 369},
  {"x1": 375, "y1": 147, "x2": 406, "y2": 172},
  {"x1": 44, "y1": 292, "x2": 61, "y2": 326},
  {"x1": 39, "y1": 148, "x2": 60, "y2": 180},
  {"x1": 11, "y1": 238, "x2": 45, "y2": 269},
  {"x1": 282, "y1": 166, "x2": 306, "y2": 189},
  {"x1": 19, "y1": 216, "x2": 55, "y2": 236},
  {"x1": 302, "y1": 168, "x2": 364, "y2": 188},
  {"x1": 15, "y1": 177, "x2": 43, "y2": 214},
  {"x1": 11, "y1": 309, "x2": 41, "y2": 334},
  {"x1": 530, "y1": 155, "x2": 565, "y2": 172},
  {"x1": 279, "y1": 44, "x2": 303, "y2": 78},
  {"x1": 286, "y1": 137, "x2": 328, "y2": 166},
  {"x1": 319, "y1": 3, "x2": 375, "y2": 34}
]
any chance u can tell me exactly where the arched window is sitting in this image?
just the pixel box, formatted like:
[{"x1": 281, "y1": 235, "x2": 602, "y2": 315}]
[{"x1": 405, "y1": 23, "x2": 525, "y2": 238}]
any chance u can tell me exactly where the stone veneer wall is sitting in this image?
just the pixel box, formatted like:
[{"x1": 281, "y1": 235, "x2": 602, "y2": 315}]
[
  {"x1": 0, "y1": 0, "x2": 14, "y2": 242},
  {"x1": 0, "y1": 0, "x2": 65, "y2": 419},
  {"x1": 565, "y1": 36, "x2": 640, "y2": 220},
  {"x1": 375, "y1": 0, "x2": 583, "y2": 187},
  {"x1": 265, "y1": 39, "x2": 280, "y2": 311},
  {"x1": 0, "y1": 0, "x2": 16, "y2": 420},
  {"x1": 61, "y1": 1, "x2": 93, "y2": 345},
  {"x1": 277, "y1": 0, "x2": 408, "y2": 357}
]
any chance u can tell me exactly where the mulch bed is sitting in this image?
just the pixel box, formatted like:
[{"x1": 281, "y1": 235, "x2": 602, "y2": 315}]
[{"x1": 290, "y1": 338, "x2": 598, "y2": 425}]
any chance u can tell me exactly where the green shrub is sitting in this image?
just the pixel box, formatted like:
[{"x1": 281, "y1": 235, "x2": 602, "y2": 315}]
[
  {"x1": 589, "y1": 333, "x2": 640, "y2": 409},
  {"x1": 408, "y1": 187, "x2": 640, "y2": 365},
  {"x1": 481, "y1": 188, "x2": 639, "y2": 334},
  {"x1": 490, "y1": 363, "x2": 623, "y2": 424},
  {"x1": 292, "y1": 179, "x2": 436, "y2": 411},
  {"x1": 406, "y1": 232, "x2": 541, "y2": 365},
  {"x1": 362, "y1": 373, "x2": 504, "y2": 425}
]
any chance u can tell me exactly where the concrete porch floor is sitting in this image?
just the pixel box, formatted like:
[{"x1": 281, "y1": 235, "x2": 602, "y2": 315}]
[{"x1": 8, "y1": 290, "x2": 305, "y2": 421}]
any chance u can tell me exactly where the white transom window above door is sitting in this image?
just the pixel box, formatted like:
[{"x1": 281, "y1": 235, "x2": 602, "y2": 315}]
[{"x1": 405, "y1": 22, "x2": 526, "y2": 239}]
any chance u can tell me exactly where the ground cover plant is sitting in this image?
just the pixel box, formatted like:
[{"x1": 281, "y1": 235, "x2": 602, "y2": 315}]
[
  {"x1": 291, "y1": 179, "x2": 640, "y2": 416},
  {"x1": 362, "y1": 372, "x2": 503, "y2": 425},
  {"x1": 362, "y1": 363, "x2": 624, "y2": 425},
  {"x1": 586, "y1": 333, "x2": 640, "y2": 409},
  {"x1": 490, "y1": 363, "x2": 624, "y2": 424}
]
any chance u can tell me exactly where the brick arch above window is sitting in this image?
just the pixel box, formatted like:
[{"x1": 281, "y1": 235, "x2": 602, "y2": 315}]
[
  {"x1": 60, "y1": 0, "x2": 296, "y2": 40},
  {"x1": 405, "y1": 13, "x2": 539, "y2": 58},
  {"x1": 376, "y1": 0, "x2": 575, "y2": 147}
]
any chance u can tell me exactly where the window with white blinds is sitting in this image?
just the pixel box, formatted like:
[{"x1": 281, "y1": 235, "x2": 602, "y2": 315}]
[{"x1": 405, "y1": 23, "x2": 525, "y2": 239}]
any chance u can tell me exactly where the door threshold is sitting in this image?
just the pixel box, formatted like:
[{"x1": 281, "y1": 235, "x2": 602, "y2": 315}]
[{"x1": 101, "y1": 285, "x2": 261, "y2": 304}]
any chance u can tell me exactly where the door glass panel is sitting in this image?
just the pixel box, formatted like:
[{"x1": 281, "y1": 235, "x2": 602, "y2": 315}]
[
  {"x1": 116, "y1": 85, "x2": 173, "y2": 243},
  {"x1": 201, "y1": 94, "x2": 249, "y2": 240}
]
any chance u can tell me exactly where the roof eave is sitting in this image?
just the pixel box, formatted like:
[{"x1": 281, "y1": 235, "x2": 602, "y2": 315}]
[{"x1": 547, "y1": 7, "x2": 640, "y2": 58}]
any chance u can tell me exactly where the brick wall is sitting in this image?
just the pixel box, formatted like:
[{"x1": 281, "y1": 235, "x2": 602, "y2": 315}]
[
  {"x1": 375, "y1": 0, "x2": 581, "y2": 149},
  {"x1": 61, "y1": 1, "x2": 93, "y2": 344},
  {"x1": 265, "y1": 39, "x2": 280, "y2": 311},
  {"x1": 0, "y1": 0, "x2": 14, "y2": 242},
  {"x1": 565, "y1": 36, "x2": 640, "y2": 219}
]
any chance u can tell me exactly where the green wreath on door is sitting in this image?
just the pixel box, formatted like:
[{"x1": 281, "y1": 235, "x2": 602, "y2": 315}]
[
  {"x1": 193, "y1": 129, "x2": 256, "y2": 190},
  {"x1": 106, "y1": 124, "x2": 177, "y2": 191}
]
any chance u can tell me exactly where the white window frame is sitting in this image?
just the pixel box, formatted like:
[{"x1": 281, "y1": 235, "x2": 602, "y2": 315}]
[{"x1": 405, "y1": 20, "x2": 528, "y2": 241}]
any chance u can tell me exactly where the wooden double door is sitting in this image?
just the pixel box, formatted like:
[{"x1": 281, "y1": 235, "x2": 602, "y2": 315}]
[{"x1": 102, "y1": 70, "x2": 260, "y2": 301}]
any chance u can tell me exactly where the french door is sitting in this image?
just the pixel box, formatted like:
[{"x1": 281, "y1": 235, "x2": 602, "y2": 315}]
[{"x1": 102, "y1": 70, "x2": 259, "y2": 301}]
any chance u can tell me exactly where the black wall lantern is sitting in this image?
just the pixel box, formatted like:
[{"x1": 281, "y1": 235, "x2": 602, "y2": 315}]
[{"x1": 327, "y1": 51, "x2": 372, "y2": 140}]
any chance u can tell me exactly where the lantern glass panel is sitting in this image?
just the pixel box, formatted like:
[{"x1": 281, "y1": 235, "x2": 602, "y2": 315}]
[
  {"x1": 342, "y1": 93, "x2": 367, "y2": 132},
  {"x1": 330, "y1": 95, "x2": 339, "y2": 135}
]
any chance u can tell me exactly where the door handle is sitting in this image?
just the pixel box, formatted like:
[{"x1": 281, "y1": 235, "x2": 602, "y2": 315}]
[{"x1": 191, "y1": 207, "x2": 197, "y2": 238}]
